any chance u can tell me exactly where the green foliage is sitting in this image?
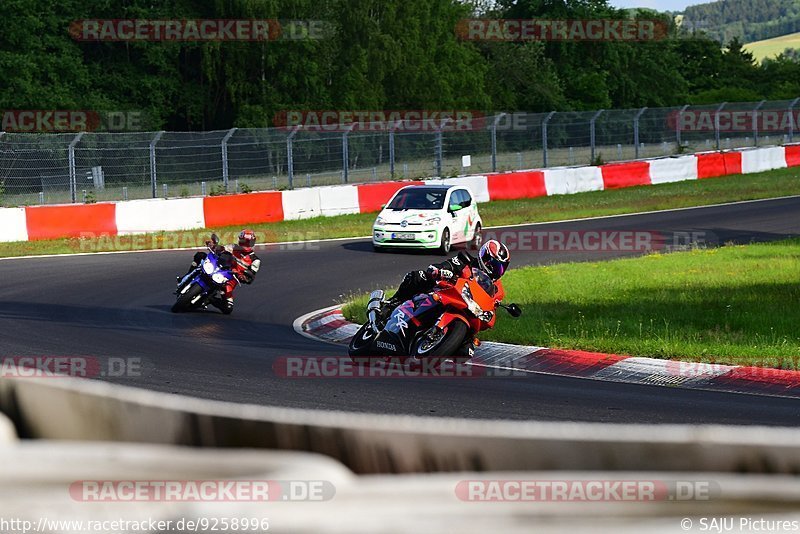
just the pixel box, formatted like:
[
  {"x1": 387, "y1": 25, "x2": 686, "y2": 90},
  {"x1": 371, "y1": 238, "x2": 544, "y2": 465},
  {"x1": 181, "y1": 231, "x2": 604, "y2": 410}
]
[
  {"x1": 238, "y1": 182, "x2": 253, "y2": 194},
  {"x1": 681, "y1": 0, "x2": 800, "y2": 44},
  {"x1": 209, "y1": 183, "x2": 227, "y2": 196},
  {"x1": 0, "y1": 0, "x2": 797, "y2": 131}
]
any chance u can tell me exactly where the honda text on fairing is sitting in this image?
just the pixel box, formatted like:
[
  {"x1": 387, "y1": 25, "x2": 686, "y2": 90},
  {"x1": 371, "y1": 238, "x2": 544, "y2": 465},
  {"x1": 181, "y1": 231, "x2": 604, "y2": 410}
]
[
  {"x1": 372, "y1": 185, "x2": 483, "y2": 254},
  {"x1": 172, "y1": 234, "x2": 241, "y2": 314},
  {"x1": 348, "y1": 268, "x2": 521, "y2": 365}
]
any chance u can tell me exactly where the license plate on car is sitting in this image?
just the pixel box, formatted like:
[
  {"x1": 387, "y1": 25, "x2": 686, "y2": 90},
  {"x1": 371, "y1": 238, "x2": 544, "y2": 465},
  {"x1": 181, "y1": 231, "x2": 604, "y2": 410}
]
[{"x1": 392, "y1": 233, "x2": 416, "y2": 241}]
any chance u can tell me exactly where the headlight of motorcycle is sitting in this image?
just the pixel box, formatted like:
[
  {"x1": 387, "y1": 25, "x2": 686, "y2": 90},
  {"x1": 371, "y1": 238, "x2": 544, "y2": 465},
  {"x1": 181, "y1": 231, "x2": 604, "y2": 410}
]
[
  {"x1": 423, "y1": 217, "x2": 441, "y2": 226},
  {"x1": 211, "y1": 272, "x2": 228, "y2": 285},
  {"x1": 202, "y1": 260, "x2": 215, "y2": 275},
  {"x1": 461, "y1": 285, "x2": 484, "y2": 318}
]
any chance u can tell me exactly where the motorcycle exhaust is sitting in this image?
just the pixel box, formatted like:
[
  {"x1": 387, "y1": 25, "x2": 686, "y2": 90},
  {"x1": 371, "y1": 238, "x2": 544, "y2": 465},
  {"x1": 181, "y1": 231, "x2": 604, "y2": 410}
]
[{"x1": 367, "y1": 290, "x2": 385, "y2": 334}]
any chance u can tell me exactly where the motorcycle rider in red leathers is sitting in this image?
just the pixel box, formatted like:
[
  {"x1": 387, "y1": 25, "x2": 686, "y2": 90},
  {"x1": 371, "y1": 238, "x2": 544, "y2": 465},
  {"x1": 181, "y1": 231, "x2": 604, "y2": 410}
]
[{"x1": 183, "y1": 229, "x2": 261, "y2": 314}]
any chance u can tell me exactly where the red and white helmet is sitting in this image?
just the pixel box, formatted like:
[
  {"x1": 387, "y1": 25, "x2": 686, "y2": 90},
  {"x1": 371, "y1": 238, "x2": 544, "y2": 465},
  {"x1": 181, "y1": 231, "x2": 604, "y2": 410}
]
[
  {"x1": 238, "y1": 229, "x2": 257, "y2": 252},
  {"x1": 478, "y1": 239, "x2": 510, "y2": 281}
]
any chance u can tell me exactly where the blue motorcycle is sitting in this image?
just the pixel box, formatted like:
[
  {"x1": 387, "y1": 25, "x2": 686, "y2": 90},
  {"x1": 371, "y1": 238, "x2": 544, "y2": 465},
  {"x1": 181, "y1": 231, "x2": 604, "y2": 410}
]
[{"x1": 172, "y1": 234, "x2": 238, "y2": 314}]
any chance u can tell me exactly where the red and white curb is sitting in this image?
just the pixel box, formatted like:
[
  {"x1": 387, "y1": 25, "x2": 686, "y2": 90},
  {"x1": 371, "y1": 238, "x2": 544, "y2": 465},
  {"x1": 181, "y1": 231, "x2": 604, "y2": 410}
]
[{"x1": 294, "y1": 306, "x2": 800, "y2": 398}]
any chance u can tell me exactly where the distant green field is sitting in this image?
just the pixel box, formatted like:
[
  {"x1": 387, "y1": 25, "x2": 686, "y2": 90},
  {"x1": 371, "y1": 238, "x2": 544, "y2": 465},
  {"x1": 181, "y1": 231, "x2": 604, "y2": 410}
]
[{"x1": 744, "y1": 31, "x2": 800, "y2": 61}]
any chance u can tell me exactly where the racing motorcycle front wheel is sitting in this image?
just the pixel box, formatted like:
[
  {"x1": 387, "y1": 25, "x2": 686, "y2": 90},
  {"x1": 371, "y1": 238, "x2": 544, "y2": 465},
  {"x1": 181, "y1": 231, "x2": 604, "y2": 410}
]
[
  {"x1": 171, "y1": 283, "x2": 204, "y2": 313},
  {"x1": 411, "y1": 321, "x2": 468, "y2": 362}
]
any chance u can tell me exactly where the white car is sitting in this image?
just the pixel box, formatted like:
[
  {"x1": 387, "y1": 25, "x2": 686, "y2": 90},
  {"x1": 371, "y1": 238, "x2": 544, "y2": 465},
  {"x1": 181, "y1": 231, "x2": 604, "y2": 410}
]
[{"x1": 372, "y1": 185, "x2": 483, "y2": 254}]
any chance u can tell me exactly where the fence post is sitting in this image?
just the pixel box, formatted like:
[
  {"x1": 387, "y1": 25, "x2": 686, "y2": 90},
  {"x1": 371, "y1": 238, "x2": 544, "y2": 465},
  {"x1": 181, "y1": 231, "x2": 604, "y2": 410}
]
[
  {"x1": 752, "y1": 100, "x2": 765, "y2": 147},
  {"x1": 434, "y1": 117, "x2": 453, "y2": 178},
  {"x1": 714, "y1": 102, "x2": 726, "y2": 151},
  {"x1": 149, "y1": 131, "x2": 165, "y2": 199},
  {"x1": 676, "y1": 104, "x2": 689, "y2": 148},
  {"x1": 389, "y1": 127, "x2": 396, "y2": 179},
  {"x1": 542, "y1": 111, "x2": 556, "y2": 168},
  {"x1": 788, "y1": 98, "x2": 800, "y2": 143},
  {"x1": 342, "y1": 123, "x2": 356, "y2": 183},
  {"x1": 221, "y1": 127, "x2": 237, "y2": 192},
  {"x1": 68, "y1": 132, "x2": 86, "y2": 203},
  {"x1": 286, "y1": 127, "x2": 299, "y2": 189},
  {"x1": 590, "y1": 110, "x2": 604, "y2": 163},
  {"x1": 491, "y1": 113, "x2": 506, "y2": 172},
  {"x1": 634, "y1": 107, "x2": 647, "y2": 159}
]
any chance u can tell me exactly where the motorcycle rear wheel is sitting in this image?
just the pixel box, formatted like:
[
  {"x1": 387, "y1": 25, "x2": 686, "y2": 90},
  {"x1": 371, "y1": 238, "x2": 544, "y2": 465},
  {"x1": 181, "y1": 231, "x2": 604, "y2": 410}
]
[
  {"x1": 348, "y1": 323, "x2": 378, "y2": 366},
  {"x1": 171, "y1": 283, "x2": 204, "y2": 313}
]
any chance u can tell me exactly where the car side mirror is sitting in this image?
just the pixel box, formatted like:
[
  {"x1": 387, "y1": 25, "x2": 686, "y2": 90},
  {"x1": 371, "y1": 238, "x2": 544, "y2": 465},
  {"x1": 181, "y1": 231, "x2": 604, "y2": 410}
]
[
  {"x1": 210, "y1": 233, "x2": 220, "y2": 245},
  {"x1": 506, "y1": 303, "x2": 522, "y2": 317},
  {"x1": 461, "y1": 200, "x2": 471, "y2": 208},
  {"x1": 449, "y1": 204, "x2": 463, "y2": 213}
]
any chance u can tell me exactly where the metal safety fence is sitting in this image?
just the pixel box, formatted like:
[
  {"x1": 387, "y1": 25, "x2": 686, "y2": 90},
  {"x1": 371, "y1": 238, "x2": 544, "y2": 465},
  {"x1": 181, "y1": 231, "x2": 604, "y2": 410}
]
[{"x1": 0, "y1": 98, "x2": 798, "y2": 206}]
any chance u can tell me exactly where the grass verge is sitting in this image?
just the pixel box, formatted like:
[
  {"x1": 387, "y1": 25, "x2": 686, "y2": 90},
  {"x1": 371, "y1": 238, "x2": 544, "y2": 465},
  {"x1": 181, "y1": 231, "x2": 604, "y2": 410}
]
[
  {"x1": 342, "y1": 239, "x2": 800, "y2": 367},
  {"x1": 2, "y1": 166, "x2": 799, "y2": 259}
]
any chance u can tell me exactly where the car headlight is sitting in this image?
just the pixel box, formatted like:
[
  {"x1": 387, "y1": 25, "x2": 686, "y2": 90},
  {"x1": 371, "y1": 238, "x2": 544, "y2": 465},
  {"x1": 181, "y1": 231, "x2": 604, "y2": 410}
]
[
  {"x1": 211, "y1": 272, "x2": 228, "y2": 284},
  {"x1": 202, "y1": 260, "x2": 215, "y2": 275},
  {"x1": 375, "y1": 216, "x2": 387, "y2": 225},
  {"x1": 423, "y1": 217, "x2": 441, "y2": 226}
]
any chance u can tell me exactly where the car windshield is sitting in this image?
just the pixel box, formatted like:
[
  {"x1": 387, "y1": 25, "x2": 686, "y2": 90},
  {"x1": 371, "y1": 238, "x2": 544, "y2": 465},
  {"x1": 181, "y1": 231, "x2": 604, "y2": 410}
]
[
  {"x1": 471, "y1": 268, "x2": 496, "y2": 297},
  {"x1": 387, "y1": 188, "x2": 447, "y2": 210}
]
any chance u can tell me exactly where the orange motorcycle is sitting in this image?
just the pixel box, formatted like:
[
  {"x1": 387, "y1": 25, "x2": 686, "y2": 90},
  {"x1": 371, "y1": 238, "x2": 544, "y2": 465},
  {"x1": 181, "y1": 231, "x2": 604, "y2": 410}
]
[{"x1": 348, "y1": 268, "x2": 521, "y2": 365}]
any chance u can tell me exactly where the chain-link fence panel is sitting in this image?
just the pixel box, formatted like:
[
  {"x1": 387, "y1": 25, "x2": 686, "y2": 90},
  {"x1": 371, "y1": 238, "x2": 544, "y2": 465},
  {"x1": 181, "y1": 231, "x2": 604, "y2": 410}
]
[
  {"x1": 393, "y1": 130, "x2": 437, "y2": 180},
  {"x1": 0, "y1": 133, "x2": 78, "y2": 206},
  {"x1": 1, "y1": 98, "x2": 798, "y2": 206},
  {"x1": 73, "y1": 132, "x2": 154, "y2": 202},
  {"x1": 227, "y1": 128, "x2": 290, "y2": 192}
]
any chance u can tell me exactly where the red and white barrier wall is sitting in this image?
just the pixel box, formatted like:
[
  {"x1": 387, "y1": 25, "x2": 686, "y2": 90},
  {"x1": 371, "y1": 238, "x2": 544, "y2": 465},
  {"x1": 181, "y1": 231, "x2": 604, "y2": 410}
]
[{"x1": 2, "y1": 145, "x2": 799, "y2": 243}]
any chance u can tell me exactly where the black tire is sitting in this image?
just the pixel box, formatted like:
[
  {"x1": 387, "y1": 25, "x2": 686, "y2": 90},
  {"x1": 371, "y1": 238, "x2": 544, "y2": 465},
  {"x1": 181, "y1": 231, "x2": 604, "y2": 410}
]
[
  {"x1": 172, "y1": 283, "x2": 203, "y2": 313},
  {"x1": 348, "y1": 323, "x2": 378, "y2": 366},
  {"x1": 411, "y1": 320, "x2": 468, "y2": 361},
  {"x1": 469, "y1": 223, "x2": 483, "y2": 251},
  {"x1": 438, "y1": 228, "x2": 451, "y2": 255}
]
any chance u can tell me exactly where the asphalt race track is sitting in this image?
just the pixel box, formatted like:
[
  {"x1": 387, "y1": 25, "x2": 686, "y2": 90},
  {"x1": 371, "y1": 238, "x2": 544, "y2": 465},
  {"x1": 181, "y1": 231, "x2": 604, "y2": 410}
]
[{"x1": 2, "y1": 196, "x2": 800, "y2": 425}]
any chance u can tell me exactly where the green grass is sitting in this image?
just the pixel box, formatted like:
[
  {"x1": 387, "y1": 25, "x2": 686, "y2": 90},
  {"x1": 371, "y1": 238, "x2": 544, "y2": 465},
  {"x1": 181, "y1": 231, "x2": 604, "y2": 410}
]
[
  {"x1": 1, "y1": 165, "x2": 799, "y2": 259},
  {"x1": 744, "y1": 31, "x2": 800, "y2": 61},
  {"x1": 344, "y1": 239, "x2": 800, "y2": 367}
]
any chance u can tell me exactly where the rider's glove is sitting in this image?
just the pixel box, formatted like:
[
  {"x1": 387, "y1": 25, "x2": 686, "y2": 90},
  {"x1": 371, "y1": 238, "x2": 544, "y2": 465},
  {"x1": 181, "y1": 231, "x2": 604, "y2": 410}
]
[
  {"x1": 438, "y1": 269, "x2": 456, "y2": 282},
  {"x1": 425, "y1": 266, "x2": 439, "y2": 280}
]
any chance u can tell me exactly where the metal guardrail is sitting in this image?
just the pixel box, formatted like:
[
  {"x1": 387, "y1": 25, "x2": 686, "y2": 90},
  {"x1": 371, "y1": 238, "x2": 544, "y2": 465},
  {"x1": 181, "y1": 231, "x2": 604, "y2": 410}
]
[{"x1": 0, "y1": 99, "x2": 798, "y2": 205}]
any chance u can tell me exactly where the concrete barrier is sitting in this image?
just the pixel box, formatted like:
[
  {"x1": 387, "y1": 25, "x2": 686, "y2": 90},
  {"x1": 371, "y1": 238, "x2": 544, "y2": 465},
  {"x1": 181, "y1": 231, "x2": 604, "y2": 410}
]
[
  {"x1": 544, "y1": 166, "x2": 605, "y2": 196},
  {"x1": 4, "y1": 440, "x2": 800, "y2": 533},
  {"x1": 648, "y1": 155, "x2": 698, "y2": 184},
  {"x1": 0, "y1": 207, "x2": 28, "y2": 243},
  {"x1": 741, "y1": 146, "x2": 787, "y2": 174},
  {"x1": 4, "y1": 376, "x2": 800, "y2": 475},
  {"x1": 0, "y1": 410, "x2": 17, "y2": 442},
  {"x1": 116, "y1": 198, "x2": 205, "y2": 234}
]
